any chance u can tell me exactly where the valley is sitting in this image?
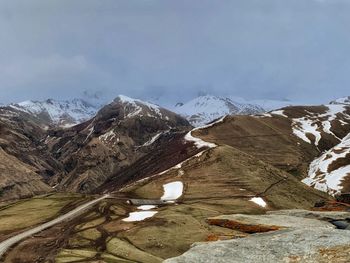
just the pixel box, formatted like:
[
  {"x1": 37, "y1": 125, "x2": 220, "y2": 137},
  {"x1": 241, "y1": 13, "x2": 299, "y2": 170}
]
[{"x1": 0, "y1": 95, "x2": 350, "y2": 262}]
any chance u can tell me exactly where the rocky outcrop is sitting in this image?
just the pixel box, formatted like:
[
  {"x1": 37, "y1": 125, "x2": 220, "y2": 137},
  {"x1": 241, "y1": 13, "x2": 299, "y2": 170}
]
[{"x1": 165, "y1": 210, "x2": 350, "y2": 263}]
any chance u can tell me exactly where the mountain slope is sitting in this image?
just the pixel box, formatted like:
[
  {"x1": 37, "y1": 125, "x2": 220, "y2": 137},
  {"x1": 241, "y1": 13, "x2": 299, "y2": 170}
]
[
  {"x1": 303, "y1": 133, "x2": 350, "y2": 195},
  {"x1": 0, "y1": 148, "x2": 52, "y2": 200},
  {"x1": 0, "y1": 106, "x2": 63, "y2": 200},
  {"x1": 194, "y1": 104, "x2": 350, "y2": 181}
]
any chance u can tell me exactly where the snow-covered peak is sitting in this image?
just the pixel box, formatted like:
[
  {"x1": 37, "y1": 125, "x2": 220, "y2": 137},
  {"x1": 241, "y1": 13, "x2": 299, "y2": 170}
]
[
  {"x1": 10, "y1": 98, "x2": 99, "y2": 127},
  {"x1": 116, "y1": 95, "x2": 160, "y2": 110},
  {"x1": 113, "y1": 95, "x2": 164, "y2": 119},
  {"x1": 172, "y1": 95, "x2": 265, "y2": 127},
  {"x1": 330, "y1": 96, "x2": 350, "y2": 105}
]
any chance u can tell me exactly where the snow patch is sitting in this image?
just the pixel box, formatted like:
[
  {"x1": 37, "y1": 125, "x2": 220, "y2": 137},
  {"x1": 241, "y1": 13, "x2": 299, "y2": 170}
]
[
  {"x1": 161, "y1": 181, "x2": 184, "y2": 201},
  {"x1": 249, "y1": 197, "x2": 267, "y2": 208},
  {"x1": 184, "y1": 116, "x2": 225, "y2": 149},
  {"x1": 99, "y1": 130, "x2": 118, "y2": 143},
  {"x1": 137, "y1": 205, "x2": 156, "y2": 211},
  {"x1": 291, "y1": 104, "x2": 349, "y2": 146},
  {"x1": 142, "y1": 132, "x2": 164, "y2": 147},
  {"x1": 117, "y1": 95, "x2": 163, "y2": 119},
  {"x1": 270, "y1": 110, "x2": 288, "y2": 118},
  {"x1": 184, "y1": 131, "x2": 216, "y2": 149},
  {"x1": 292, "y1": 117, "x2": 321, "y2": 145},
  {"x1": 302, "y1": 133, "x2": 350, "y2": 195},
  {"x1": 122, "y1": 211, "x2": 158, "y2": 222}
]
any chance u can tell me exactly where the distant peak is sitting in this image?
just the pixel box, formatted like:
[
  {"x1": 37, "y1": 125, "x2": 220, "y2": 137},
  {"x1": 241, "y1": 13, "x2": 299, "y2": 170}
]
[
  {"x1": 114, "y1": 95, "x2": 160, "y2": 108},
  {"x1": 115, "y1": 94, "x2": 137, "y2": 103},
  {"x1": 330, "y1": 96, "x2": 350, "y2": 105}
]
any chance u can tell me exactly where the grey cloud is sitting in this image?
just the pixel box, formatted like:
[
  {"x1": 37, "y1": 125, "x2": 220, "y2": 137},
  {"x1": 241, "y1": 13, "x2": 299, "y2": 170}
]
[{"x1": 0, "y1": 0, "x2": 349, "y2": 104}]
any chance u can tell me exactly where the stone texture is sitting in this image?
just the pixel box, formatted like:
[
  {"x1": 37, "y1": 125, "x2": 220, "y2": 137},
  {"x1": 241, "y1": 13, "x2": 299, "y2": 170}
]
[{"x1": 165, "y1": 211, "x2": 350, "y2": 263}]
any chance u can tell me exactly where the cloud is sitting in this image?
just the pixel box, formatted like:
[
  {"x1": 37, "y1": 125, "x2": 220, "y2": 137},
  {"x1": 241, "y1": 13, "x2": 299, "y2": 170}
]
[{"x1": 0, "y1": 0, "x2": 349, "y2": 104}]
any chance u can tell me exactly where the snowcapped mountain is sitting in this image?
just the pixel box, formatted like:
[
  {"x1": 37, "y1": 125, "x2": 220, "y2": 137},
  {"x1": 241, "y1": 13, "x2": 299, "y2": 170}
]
[
  {"x1": 330, "y1": 96, "x2": 350, "y2": 105},
  {"x1": 114, "y1": 95, "x2": 167, "y2": 119},
  {"x1": 9, "y1": 99, "x2": 99, "y2": 127},
  {"x1": 172, "y1": 95, "x2": 265, "y2": 127},
  {"x1": 49, "y1": 95, "x2": 191, "y2": 193}
]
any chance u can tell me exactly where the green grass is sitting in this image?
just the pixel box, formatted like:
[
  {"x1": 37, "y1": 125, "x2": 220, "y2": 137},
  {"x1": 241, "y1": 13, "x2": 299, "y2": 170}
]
[{"x1": 0, "y1": 193, "x2": 82, "y2": 233}]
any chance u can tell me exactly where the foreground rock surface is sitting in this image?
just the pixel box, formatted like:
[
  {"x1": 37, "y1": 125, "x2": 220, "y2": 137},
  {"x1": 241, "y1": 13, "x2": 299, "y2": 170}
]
[{"x1": 165, "y1": 210, "x2": 350, "y2": 263}]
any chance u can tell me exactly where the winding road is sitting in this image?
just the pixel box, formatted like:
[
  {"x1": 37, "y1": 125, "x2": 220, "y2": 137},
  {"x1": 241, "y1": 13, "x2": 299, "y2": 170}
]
[{"x1": 0, "y1": 194, "x2": 109, "y2": 258}]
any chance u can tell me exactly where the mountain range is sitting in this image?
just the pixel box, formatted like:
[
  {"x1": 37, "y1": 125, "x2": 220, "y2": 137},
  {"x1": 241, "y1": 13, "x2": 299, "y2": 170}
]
[
  {"x1": 3, "y1": 94, "x2": 302, "y2": 128},
  {"x1": 1, "y1": 94, "x2": 350, "y2": 262}
]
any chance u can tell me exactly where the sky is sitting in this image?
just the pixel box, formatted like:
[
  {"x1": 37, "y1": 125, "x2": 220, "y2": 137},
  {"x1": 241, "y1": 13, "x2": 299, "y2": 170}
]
[{"x1": 0, "y1": 0, "x2": 350, "y2": 105}]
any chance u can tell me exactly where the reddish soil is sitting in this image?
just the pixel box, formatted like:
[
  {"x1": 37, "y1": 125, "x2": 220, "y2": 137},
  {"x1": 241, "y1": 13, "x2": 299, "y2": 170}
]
[{"x1": 206, "y1": 218, "x2": 280, "y2": 234}]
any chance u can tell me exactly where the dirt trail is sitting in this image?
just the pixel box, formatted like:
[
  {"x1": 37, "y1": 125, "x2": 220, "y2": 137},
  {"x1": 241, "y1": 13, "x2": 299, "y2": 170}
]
[{"x1": 0, "y1": 194, "x2": 109, "y2": 259}]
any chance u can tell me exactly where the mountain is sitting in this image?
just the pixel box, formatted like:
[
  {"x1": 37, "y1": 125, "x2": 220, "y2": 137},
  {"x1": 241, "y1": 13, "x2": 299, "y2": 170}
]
[
  {"x1": 172, "y1": 95, "x2": 265, "y2": 127},
  {"x1": 330, "y1": 96, "x2": 350, "y2": 105},
  {"x1": 0, "y1": 95, "x2": 193, "y2": 200},
  {"x1": 46, "y1": 95, "x2": 192, "y2": 193},
  {"x1": 9, "y1": 98, "x2": 99, "y2": 128},
  {"x1": 2, "y1": 96, "x2": 350, "y2": 262}
]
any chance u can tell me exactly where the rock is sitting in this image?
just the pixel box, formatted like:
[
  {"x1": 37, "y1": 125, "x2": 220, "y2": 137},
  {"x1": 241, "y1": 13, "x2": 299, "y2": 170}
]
[
  {"x1": 165, "y1": 212, "x2": 350, "y2": 263},
  {"x1": 331, "y1": 220, "x2": 350, "y2": 230},
  {"x1": 267, "y1": 209, "x2": 350, "y2": 221},
  {"x1": 206, "y1": 213, "x2": 333, "y2": 233},
  {"x1": 164, "y1": 228, "x2": 350, "y2": 263}
]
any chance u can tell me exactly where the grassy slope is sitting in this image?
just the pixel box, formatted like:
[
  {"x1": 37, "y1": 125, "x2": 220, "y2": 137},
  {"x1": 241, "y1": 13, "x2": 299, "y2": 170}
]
[
  {"x1": 53, "y1": 145, "x2": 330, "y2": 262},
  {"x1": 0, "y1": 193, "x2": 83, "y2": 239}
]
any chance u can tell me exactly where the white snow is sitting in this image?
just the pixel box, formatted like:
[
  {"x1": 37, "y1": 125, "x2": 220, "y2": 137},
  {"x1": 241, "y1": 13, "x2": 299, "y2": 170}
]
[
  {"x1": 173, "y1": 95, "x2": 265, "y2": 127},
  {"x1": 184, "y1": 130, "x2": 217, "y2": 149},
  {"x1": 249, "y1": 197, "x2": 267, "y2": 208},
  {"x1": 84, "y1": 126, "x2": 95, "y2": 143},
  {"x1": 137, "y1": 205, "x2": 156, "y2": 211},
  {"x1": 122, "y1": 211, "x2": 158, "y2": 222},
  {"x1": 184, "y1": 116, "x2": 225, "y2": 149},
  {"x1": 11, "y1": 98, "x2": 98, "y2": 126},
  {"x1": 270, "y1": 110, "x2": 288, "y2": 118},
  {"x1": 99, "y1": 130, "x2": 117, "y2": 142},
  {"x1": 172, "y1": 95, "x2": 306, "y2": 126},
  {"x1": 161, "y1": 181, "x2": 184, "y2": 201},
  {"x1": 117, "y1": 95, "x2": 163, "y2": 119},
  {"x1": 142, "y1": 132, "x2": 164, "y2": 147},
  {"x1": 291, "y1": 104, "x2": 349, "y2": 146},
  {"x1": 292, "y1": 117, "x2": 321, "y2": 145},
  {"x1": 330, "y1": 96, "x2": 350, "y2": 105},
  {"x1": 302, "y1": 133, "x2": 350, "y2": 195}
]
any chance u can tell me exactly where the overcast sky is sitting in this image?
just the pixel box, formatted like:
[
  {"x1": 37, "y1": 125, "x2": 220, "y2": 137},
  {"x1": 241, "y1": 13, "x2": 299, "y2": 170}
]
[{"x1": 0, "y1": 0, "x2": 350, "y2": 105}]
